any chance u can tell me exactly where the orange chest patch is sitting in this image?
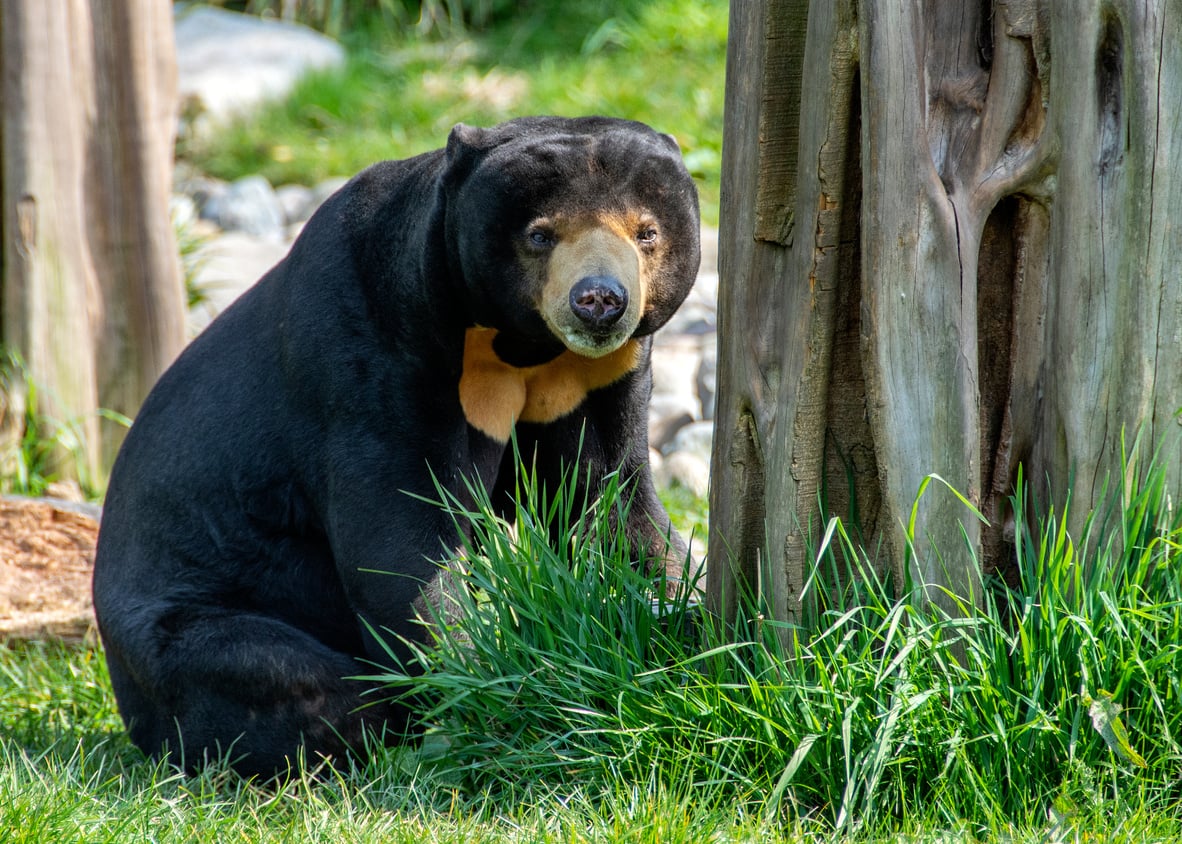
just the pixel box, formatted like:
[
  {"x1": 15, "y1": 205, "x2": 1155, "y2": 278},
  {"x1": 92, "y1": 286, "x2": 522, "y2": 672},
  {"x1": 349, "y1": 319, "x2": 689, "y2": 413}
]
[{"x1": 459, "y1": 327, "x2": 641, "y2": 443}]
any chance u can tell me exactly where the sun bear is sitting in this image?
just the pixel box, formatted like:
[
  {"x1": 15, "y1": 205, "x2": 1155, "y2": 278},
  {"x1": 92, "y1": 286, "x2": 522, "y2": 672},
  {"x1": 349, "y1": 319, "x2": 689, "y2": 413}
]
[{"x1": 92, "y1": 116, "x2": 701, "y2": 777}]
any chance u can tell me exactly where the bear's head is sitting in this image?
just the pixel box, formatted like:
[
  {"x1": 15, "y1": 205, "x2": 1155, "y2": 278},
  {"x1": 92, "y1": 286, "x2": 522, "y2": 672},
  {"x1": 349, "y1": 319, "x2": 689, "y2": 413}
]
[{"x1": 442, "y1": 116, "x2": 700, "y2": 364}]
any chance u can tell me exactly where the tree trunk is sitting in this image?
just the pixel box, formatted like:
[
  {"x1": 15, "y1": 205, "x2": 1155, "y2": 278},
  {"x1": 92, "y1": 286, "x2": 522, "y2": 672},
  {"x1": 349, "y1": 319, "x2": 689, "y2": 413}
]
[
  {"x1": 1, "y1": 0, "x2": 185, "y2": 488},
  {"x1": 709, "y1": 0, "x2": 1182, "y2": 623}
]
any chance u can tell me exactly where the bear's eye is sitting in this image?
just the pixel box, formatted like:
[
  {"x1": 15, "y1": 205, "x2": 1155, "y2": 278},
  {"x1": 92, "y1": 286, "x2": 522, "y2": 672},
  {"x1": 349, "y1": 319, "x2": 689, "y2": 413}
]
[
  {"x1": 637, "y1": 227, "x2": 659, "y2": 245},
  {"x1": 527, "y1": 229, "x2": 555, "y2": 248}
]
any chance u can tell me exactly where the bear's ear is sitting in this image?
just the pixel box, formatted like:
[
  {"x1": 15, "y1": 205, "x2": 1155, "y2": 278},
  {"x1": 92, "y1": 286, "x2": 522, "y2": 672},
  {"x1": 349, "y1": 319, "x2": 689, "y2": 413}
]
[
  {"x1": 660, "y1": 132, "x2": 682, "y2": 152},
  {"x1": 446, "y1": 123, "x2": 494, "y2": 166}
]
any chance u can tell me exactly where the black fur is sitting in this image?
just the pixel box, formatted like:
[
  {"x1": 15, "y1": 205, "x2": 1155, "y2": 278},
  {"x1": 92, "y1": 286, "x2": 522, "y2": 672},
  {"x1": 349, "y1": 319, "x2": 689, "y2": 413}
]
[{"x1": 92, "y1": 116, "x2": 700, "y2": 777}]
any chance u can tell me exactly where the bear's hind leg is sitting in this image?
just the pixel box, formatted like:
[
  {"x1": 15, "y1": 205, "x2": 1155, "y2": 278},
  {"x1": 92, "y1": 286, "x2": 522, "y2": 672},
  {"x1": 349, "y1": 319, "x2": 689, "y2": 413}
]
[{"x1": 118, "y1": 609, "x2": 405, "y2": 778}]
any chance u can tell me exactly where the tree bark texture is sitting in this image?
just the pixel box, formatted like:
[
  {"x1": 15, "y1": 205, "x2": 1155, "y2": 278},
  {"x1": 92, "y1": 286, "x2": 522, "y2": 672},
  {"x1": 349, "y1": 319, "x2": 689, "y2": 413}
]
[
  {"x1": 1, "y1": 0, "x2": 185, "y2": 484},
  {"x1": 709, "y1": 0, "x2": 1182, "y2": 623}
]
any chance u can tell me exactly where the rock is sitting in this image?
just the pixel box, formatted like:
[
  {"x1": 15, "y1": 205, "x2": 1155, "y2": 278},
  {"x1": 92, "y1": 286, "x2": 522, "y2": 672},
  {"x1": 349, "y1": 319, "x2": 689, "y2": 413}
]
[
  {"x1": 639, "y1": 231, "x2": 719, "y2": 487},
  {"x1": 202, "y1": 175, "x2": 286, "y2": 238},
  {"x1": 699, "y1": 228, "x2": 718, "y2": 272},
  {"x1": 175, "y1": 5, "x2": 345, "y2": 132},
  {"x1": 692, "y1": 268, "x2": 719, "y2": 305},
  {"x1": 653, "y1": 451, "x2": 710, "y2": 498},
  {"x1": 664, "y1": 420, "x2": 714, "y2": 462},
  {"x1": 276, "y1": 184, "x2": 317, "y2": 225},
  {"x1": 666, "y1": 263, "x2": 717, "y2": 338},
  {"x1": 184, "y1": 177, "x2": 229, "y2": 220},
  {"x1": 187, "y1": 231, "x2": 294, "y2": 335},
  {"x1": 696, "y1": 341, "x2": 718, "y2": 420},
  {"x1": 663, "y1": 301, "x2": 715, "y2": 337},
  {"x1": 650, "y1": 338, "x2": 703, "y2": 413},
  {"x1": 648, "y1": 399, "x2": 694, "y2": 453}
]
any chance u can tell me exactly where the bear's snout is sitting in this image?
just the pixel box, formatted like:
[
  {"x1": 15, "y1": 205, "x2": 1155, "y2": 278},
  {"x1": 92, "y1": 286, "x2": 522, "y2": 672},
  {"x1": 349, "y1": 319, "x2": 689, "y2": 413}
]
[
  {"x1": 570, "y1": 276, "x2": 628, "y2": 331},
  {"x1": 539, "y1": 221, "x2": 643, "y2": 358}
]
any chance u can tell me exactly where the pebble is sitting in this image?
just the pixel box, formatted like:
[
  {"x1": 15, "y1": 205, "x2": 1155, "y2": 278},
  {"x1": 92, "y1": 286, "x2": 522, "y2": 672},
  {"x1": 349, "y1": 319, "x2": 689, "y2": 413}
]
[
  {"x1": 275, "y1": 184, "x2": 317, "y2": 226},
  {"x1": 201, "y1": 175, "x2": 287, "y2": 239}
]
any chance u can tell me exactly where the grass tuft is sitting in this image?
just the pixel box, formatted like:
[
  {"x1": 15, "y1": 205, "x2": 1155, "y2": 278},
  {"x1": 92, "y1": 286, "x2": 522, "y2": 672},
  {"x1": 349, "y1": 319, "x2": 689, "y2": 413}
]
[
  {"x1": 372, "y1": 451, "x2": 708, "y2": 790},
  {"x1": 375, "y1": 436, "x2": 1182, "y2": 836}
]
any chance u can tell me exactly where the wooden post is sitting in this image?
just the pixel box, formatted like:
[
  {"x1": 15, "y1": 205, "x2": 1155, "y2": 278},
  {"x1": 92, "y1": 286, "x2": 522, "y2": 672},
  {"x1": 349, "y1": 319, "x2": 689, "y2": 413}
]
[
  {"x1": 1, "y1": 0, "x2": 185, "y2": 487},
  {"x1": 708, "y1": 0, "x2": 1182, "y2": 624}
]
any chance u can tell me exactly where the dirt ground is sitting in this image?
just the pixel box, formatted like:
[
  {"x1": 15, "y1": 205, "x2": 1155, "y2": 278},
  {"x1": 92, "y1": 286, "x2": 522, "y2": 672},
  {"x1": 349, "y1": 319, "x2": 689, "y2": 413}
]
[{"x1": 0, "y1": 497, "x2": 99, "y2": 643}]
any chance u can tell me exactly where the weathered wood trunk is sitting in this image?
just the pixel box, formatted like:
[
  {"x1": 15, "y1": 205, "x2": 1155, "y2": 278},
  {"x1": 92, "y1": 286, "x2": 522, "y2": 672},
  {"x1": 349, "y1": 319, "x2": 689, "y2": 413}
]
[
  {"x1": 1, "y1": 0, "x2": 185, "y2": 486},
  {"x1": 709, "y1": 0, "x2": 1182, "y2": 623}
]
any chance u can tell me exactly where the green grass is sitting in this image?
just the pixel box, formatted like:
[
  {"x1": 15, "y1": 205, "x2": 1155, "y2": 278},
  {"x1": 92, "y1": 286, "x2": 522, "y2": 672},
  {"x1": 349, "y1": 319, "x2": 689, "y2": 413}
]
[
  {"x1": 369, "y1": 438, "x2": 1182, "y2": 836},
  {"x1": 659, "y1": 483, "x2": 708, "y2": 545},
  {"x1": 179, "y1": 0, "x2": 727, "y2": 225},
  {"x1": 3, "y1": 435, "x2": 1180, "y2": 840},
  {"x1": 0, "y1": 642, "x2": 785, "y2": 842}
]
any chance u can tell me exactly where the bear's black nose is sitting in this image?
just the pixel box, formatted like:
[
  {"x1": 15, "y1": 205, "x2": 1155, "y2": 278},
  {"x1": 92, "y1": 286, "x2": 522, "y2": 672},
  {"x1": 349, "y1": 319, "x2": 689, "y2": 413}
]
[{"x1": 570, "y1": 276, "x2": 628, "y2": 330}]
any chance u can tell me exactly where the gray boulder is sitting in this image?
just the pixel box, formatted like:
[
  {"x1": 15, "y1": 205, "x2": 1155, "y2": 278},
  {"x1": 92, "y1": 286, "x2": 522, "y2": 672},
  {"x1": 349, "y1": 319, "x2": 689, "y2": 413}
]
[
  {"x1": 275, "y1": 184, "x2": 317, "y2": 226},
  {"x1": 175, "y1": 5, "x2": 345, "y2": 131},
  {"x1": 696, "y1": 342, "x2": 718, "y2": 420},
  {"x1": 653, "y1": 451, "x2": 710, "y2": 499},
  {"x1": 664, "y1": 420, "x2": 715, "y2": 462},
  {"x1": 202, "y1": 175, "x2": 286, "y2": 238}
]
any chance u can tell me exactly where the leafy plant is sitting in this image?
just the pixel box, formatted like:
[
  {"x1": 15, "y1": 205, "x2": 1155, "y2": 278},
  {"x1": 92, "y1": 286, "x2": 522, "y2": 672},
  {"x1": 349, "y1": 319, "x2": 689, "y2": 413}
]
[
  {"x1": 1, "y1": 436, "x2": 1180, "y2": 839},
  {"x1": 173, "y1": 203, "x2": 213, "y2": 312},
  {"x1": 0, "y1": 349, "x2": 128, "y2": 499}
]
